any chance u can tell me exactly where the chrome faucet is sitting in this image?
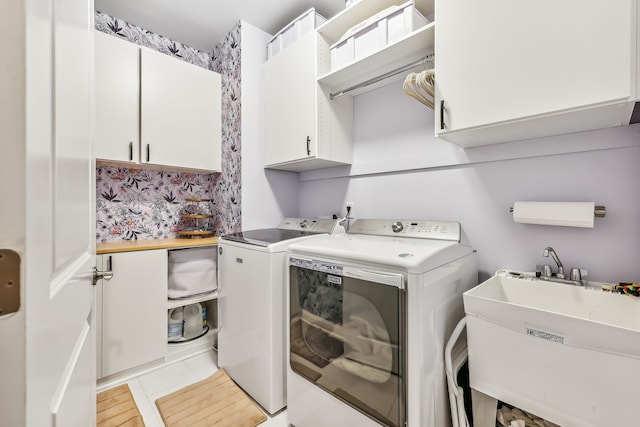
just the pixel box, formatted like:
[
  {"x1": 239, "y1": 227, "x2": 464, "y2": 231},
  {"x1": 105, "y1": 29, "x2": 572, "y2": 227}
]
[
  {"x1": 543, "y1": 247, "x2": 564, "y2": 279},
  {"x1": 539, "y1": 246, "x2": 585, "y2": 286}
]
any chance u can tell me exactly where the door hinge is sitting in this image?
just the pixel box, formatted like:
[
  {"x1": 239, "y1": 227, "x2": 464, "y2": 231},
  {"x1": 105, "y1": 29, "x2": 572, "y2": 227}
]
[{"x1": 0, "y1": 250, "x2": 20, "y2": 316}]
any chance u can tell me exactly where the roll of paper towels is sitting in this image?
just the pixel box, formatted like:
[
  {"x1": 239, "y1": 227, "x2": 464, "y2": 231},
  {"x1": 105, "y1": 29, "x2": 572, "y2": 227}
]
[{"x1": 512, "y1": 201, "x2": 595, "y2": 228}]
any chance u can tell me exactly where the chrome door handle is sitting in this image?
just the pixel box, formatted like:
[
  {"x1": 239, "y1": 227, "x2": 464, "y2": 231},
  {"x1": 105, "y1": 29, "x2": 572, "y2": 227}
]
[{"x1": 92, "y1": 267, "x2": 113, "y2": 286}]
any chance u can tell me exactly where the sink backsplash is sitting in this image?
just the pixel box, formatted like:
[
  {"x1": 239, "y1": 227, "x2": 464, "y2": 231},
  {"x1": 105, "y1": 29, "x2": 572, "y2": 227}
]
[{"x1": 96, "y1": 165, "x2": 218, "y2": 242}]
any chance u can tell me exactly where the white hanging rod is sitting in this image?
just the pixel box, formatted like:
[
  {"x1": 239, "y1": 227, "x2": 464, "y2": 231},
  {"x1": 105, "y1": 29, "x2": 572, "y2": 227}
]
[{"x1": 330, "y1": 54, "x2": 434, "y2": 100}]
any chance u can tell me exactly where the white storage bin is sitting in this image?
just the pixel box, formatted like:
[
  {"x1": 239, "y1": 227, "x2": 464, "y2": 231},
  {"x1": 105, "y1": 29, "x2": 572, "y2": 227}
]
[
  {"x1": 330, "y1": 1, "x2": 429, "y2": 71},
  {"x1": 267, "y1": 8, "x2": 327, "y2": 59},
  {"x1": 168, "y1": 247, "x2": 217, "y2": 299}
]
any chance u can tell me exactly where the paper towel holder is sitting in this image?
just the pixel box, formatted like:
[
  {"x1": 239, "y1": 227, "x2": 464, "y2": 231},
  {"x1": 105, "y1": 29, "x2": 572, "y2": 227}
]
[{"x1": 509, "y1": 205, "x2": 606, "y2": 217}]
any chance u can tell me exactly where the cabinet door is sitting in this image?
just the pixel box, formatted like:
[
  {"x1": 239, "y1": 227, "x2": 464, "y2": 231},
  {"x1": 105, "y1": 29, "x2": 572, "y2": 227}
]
[
  {"x1": 264, "y1": 31, "x2": 317, "y2": 166},
  {"x1": 95, "y1": 32, "x2": 140, "y2": 163},
  {"x1": 435, "y1": 0, "x2": 635, "y2": 135},
  {"x1": 102, "y1": 250, "x2": 168, "y2": 377},
  {"x1": 141, "y1": 48, "x2": 222, "y2": 171}
]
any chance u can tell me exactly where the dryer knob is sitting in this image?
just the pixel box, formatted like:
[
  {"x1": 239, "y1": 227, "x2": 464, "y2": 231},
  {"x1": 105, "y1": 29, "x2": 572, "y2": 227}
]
[{"x1": 391, "y1": 221, "x2": 404, "y2": 233}]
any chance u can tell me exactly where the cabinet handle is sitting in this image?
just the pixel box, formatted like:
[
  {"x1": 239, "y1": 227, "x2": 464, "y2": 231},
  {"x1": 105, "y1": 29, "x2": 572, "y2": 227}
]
[
  {"x1": 146, "y1": 144, "x2": 150, "y2": 162},
  {"x1": 306, "y1": 136, "x2": 311, "y2": 156},
  {"x1": 107, "y1": 255, "x2": 113, "y2": 271},
  {"x1": 129, "y1": 142, "x2": 133, "y2": 161},
  {"x1": 440, "y1": 100, "x2": 446, "y2": 130}
]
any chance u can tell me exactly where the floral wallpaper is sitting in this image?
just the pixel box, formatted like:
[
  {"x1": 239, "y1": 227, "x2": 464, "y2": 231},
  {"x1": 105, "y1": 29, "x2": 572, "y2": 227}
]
[
  {"x1": 95, "y1": 12, "x2": 243, "y2": 241},
  {"x1": 211, "y1": 23, "x2": 242, "y2": 236},
  {"x1": 95, "y1": 11, "x2": 211, "y2": 69},
  {"x1": 96, "y1": 166, "x2": 217, "y2": 242}
]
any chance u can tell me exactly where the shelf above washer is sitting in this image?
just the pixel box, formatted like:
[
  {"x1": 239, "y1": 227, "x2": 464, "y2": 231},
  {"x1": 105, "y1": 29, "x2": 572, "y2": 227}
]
[{"x1": 318, "y1": 22, "x2": 435, "y2": 96}]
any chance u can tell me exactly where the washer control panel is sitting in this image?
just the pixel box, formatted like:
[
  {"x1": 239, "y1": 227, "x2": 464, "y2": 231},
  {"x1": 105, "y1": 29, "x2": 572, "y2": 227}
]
[
  {"x1": 349, "y1": 219, "x2": 461, "y2": 241},
  {"x1": 278, "y1": 217, "x2": 343, "y2": 233}
]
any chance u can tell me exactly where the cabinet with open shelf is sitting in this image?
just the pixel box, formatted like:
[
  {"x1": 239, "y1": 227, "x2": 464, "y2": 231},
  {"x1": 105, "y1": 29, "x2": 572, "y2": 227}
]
[
  {"x1": 316, "y1": 0, "x2": 435, "y2": 97},
  {"x1": 166, "y1": 298, "x2": 218, "y2": 362},
  {"x1": 96, "y1": 243, "x2": 219, "y2": 383}
]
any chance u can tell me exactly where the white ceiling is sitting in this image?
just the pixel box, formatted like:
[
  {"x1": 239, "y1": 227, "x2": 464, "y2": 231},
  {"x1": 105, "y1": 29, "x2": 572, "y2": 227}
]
[{"x1": 94, "y1": 0, "x2": 346, "y2": 52}]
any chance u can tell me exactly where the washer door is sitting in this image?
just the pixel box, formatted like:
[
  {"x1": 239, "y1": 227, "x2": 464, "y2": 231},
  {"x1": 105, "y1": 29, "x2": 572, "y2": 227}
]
[{"x1": 289, "y1": 259, "x2": 406, "y2": 427}]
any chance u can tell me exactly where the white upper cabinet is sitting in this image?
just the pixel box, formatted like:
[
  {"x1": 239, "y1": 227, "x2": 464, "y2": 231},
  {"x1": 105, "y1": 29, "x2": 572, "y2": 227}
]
[
  {"x1": 435, "y1": 0, "x2": 638, "y2": 147},
  {"x1": 264, "y1": 31, "x2": 354, "y2": 171},
  {"x1": 95, "y1": 31, "x2": 140, "y2": 163},
  {"x1": 94, "y1": 32, "x2": 222, "y2": 171},
  {"x1": 141, "y1": 47, "x2": 222, "y2": 172}
]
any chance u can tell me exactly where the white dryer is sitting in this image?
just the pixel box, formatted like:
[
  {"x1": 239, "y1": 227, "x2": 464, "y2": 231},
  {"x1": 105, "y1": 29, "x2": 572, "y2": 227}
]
[
  {"x1": 217, "y1": 218, "x2": 343, "y2": 414},
  {"x1": 286, "y1": 219, "x2": 477, "y2": 427}
]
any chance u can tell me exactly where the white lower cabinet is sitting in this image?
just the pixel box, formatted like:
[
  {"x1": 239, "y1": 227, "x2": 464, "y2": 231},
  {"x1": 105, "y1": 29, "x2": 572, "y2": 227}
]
[
  {"x1": 98, "y1": 250, "x2": 168, "y2": 378},
  {"x1": 96, "y1": 246, "x2": 219, "y2": 381}
]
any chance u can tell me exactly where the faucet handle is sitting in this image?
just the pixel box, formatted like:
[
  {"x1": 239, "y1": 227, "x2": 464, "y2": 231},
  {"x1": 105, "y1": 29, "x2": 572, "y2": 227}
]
[
  {"x1": 570, "y1": 268, "x2": 588, "y2": 281},
  {"x1": 569, "y1": 268, "x2": 581, "y2": 281},
  {"x1": 536, "y1": 264, "x2": 553, "y2": 278}
]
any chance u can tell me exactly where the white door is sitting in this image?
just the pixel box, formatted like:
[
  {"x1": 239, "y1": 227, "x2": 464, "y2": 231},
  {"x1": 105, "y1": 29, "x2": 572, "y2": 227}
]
[{"x1": 0, "y1": 0, "x2": 97, "y2": 425}]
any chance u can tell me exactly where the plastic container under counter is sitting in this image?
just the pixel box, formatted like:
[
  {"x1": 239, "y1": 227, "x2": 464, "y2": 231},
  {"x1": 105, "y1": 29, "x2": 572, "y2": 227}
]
[
  {"x1": 330, "y1": 0, "x2": 430, "y2": 71},
  {"x1": 267, "y1": 8, "x2": 327, "y2": 59}
]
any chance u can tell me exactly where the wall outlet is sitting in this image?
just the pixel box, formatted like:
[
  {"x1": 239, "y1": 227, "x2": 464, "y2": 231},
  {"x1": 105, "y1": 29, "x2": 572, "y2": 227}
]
[{"x1": 346, "y1": 201, "x2": 355, "y2": 218}]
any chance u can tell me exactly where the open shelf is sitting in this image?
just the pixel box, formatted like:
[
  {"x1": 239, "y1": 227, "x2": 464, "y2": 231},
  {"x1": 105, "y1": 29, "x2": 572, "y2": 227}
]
[
  {"x1": 168, "y1": 290, "x2": 218, "y2": 309},
  {"x1": 167, "y1": 325, "x2": 217, "y2": 362},
  {"x1": 318, "y1": 0, "x2": 434, "y2": 41},
  {"x1": 318, "y1": 22, "x2": 435, "y2": 95},
  {"x1": 181, "y1": 213, "x2": 213, "y2": 219}
]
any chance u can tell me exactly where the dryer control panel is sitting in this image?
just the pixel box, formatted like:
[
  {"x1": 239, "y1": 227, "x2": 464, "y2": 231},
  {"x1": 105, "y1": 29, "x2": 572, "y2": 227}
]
[{"x1": 348, "y1": 219, "x2": 461, "y2": 242}]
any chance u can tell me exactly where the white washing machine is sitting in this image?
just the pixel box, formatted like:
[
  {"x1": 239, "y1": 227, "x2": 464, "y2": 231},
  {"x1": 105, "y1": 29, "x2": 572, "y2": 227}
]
[
  {"x1": 286, "y1": 219, "x2": 477, "y2": 427},
  {"x1": 217, "y1": 218, "x2": 344, "y2": 414}
]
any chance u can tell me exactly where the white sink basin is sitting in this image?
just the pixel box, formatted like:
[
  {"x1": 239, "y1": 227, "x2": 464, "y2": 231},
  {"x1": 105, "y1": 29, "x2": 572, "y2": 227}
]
[{"x1": 463, "y1": 270, "x2": 640, "y2": 427}]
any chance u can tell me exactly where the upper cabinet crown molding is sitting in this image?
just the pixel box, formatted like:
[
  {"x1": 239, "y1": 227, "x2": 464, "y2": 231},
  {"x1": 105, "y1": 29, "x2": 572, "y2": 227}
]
[
  {"x1": 94, "y1": 32, "x2": 222, "y2": 172},
  {"x1": 434, "y1": 0, "x2": 639, "y2": 147}
]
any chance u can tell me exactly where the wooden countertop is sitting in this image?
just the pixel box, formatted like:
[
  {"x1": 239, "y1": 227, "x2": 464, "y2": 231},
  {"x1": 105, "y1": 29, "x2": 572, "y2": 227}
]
[{"x1": 96, "y1": 237, "x2": 218, "y2": 254}]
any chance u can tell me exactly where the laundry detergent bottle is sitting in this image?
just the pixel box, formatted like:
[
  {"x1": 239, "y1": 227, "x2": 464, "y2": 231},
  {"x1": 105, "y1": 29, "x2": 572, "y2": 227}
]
[
  {"x1": 167, "y1": 307, "x2": 184, "y2": 341},
  {"x1": 182, "y1": 302, "x2": 204, "y2": 339}
]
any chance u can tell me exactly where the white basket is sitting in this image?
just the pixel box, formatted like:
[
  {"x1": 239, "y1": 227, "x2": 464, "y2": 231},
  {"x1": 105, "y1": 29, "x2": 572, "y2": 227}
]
[
  {"x1": 267, "y1": 8, "x2": 327, "y2": 59},
  {"x1": 168, "y1": 247, "x2": 217, "y2": 299},
  {"x1": 330, "y1": 1, "x2": 429, "y2": 71}
]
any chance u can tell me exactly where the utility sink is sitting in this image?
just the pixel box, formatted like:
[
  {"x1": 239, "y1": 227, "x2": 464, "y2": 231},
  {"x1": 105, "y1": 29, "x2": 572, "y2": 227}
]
[{"x1": 463, "y1": 269, "x2": 640, "y2": 427}]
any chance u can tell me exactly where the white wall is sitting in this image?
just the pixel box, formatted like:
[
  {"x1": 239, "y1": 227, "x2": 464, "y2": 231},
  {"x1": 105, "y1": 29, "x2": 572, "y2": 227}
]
[
  {"x1": 240, "y1": 22, "x2": 299, "y2": 230},
  {"x1": 297, "y1": 81, "x2": 640, "y2": 283}
]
